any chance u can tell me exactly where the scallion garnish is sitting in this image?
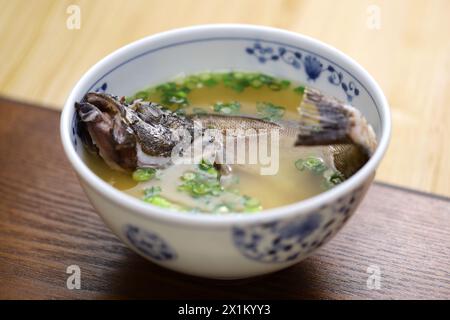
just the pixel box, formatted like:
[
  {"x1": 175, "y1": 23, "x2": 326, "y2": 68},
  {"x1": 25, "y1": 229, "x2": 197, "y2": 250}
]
[
  {"x1": 295, "y1": 156, "x2": 345, "y2": 189},
  {"x1": 295, "y1": 157, "x2": 327, "y2": 175},
  {"x1": 213, "y1": 101, "x2": 241, "y2": 115},
  {"x1": 132, "y1": 168, "x2": 156, "y2": 182},
  {"x1": 256, "y1": 102, "x2": 285, "y2": 121}
]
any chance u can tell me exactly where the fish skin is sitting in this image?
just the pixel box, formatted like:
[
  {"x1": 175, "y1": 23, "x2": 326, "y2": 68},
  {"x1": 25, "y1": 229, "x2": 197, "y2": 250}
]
[
  {"x1": 76, "y1": 93, "x2": 193, "y2": 171},
  {"x1": 75, "y1": 100, "x2": 137, "y2": 171},
  {"x1": 189, "y1": 114, "x2": 282, "y2": 132}
]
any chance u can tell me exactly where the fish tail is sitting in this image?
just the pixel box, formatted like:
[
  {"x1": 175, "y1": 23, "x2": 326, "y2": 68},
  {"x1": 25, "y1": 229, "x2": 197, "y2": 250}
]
[{"x1": 295, "y1": 87, "x2": 377, "y2": 157}]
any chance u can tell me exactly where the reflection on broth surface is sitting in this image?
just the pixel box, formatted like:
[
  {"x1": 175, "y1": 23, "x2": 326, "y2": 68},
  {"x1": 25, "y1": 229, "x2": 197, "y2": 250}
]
[{"x1": 82, "y1": 72, "x2": 346, "y2": 213}]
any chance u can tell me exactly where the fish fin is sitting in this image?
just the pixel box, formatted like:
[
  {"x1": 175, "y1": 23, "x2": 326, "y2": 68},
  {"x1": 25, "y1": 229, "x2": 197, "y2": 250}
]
[{"x1": 295, "y1": 87, "x2": 377, "y2": 157}]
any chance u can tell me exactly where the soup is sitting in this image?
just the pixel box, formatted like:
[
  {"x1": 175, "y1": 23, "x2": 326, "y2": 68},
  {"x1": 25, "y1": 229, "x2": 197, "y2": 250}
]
[{"x1": 82, "y1": 72, "x2": 346, "y2": 213}]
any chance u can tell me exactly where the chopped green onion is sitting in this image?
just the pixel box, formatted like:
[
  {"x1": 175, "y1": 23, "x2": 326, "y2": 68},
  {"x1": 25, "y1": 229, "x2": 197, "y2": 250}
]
[
  {"x1": 243, "y1": 196, "x2": 262, "y2": 212},
  {"x1": 280, "y1": 80, "x2": 291, "y2": 89},
  {"x1": 144, "y1": 195, "x2": 172, "y2": 208},
  {"x1": 295, "y1": 156, "x2": 345, "y2": 189},
  {"x1": 200, "y1": 73, "x2": 219, "y2": 87},
  {"x1": 192, "y1": 183, "x2": 210, "y2": 195},
  {"x1": 250, "y1": 79, "x2": 263, "y2": 88},
  {"x1": 142, "y1": 186, "x2": 185, "y2": 210},
  {"x1": 183, "y1": 75, "x2": 200, "y2": 89},
  {"x1": 258, "y1": 74, "x2": 275, "y2": 84},
  {"x1": 178, "y1": 178, "x2": 223, "y2": 198},
  {"x1": 294, "y1": 85, "x2": 305, "y2": 95},
  {"x1": 156, "y1": 81, "x2": 191, "y2": 107},
  {"x1": 244, "y1": 197, "x2": 260, "y2": 208},
  {"x1": 244, "y1": 206, "x2": 262, "y2": 213},
  {"x1": 177, "y1": 158, "x2": 264, "y2": 213},
  {"x1": 222, "y1": 72, "x2": 250, "y2": 92},
  {"x1": 213, "y1": 101, "x2": 241, "y2": 114},
  {"x1": 324, "y1": 169, "x2": 345, "y2": 187},
  {"x1": 132, "y1": 168, "x2": 156, "y2": 182},
  {"x1": 177, "y1": 160, "x2": 223, "y2": 198},
  {"x1": 295, "y1": 156, "x2": 327, "y2": 175},
  {"x1": 206, "y1": 167, "x2": 218, "y2": 177},
  {"x1": 199, "y1": 158, "x2": 214, "y2": 171},
  {"x1": 256, "y1": 102, "x2": 285, "y2": 121}
]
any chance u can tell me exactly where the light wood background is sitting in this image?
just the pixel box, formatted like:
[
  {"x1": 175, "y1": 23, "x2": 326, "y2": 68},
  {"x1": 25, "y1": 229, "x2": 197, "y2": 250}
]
[{"x1": 1, "y1": 0, "x2": 449, "y2": 196}]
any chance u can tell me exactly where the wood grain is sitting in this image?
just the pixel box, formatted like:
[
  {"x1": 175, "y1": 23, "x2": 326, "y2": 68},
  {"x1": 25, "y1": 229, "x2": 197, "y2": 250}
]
[
  {"x1": 0, "y1": 0, "x2": 449, "y2": 197},
  {"x1": 0, "y1": 99, "x2": 448, "y2": 299}
]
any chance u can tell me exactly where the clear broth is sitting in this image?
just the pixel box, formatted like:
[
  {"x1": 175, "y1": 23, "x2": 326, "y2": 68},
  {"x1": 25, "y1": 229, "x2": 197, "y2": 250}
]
[{"x1": 84, "y1": 73, "x2": 339, "y2": 213}]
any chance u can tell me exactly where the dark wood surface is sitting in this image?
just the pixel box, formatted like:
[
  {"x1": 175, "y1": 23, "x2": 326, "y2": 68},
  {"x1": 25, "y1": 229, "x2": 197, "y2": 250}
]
[{"x1": 0, "y1": 98, "x2": 449, "y2": 300}]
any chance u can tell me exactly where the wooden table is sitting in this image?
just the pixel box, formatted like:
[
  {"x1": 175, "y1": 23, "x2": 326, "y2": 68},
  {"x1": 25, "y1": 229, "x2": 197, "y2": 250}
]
[
  {"x1": 1, "y1": 0, "x2": 450, "y2": 197},
  {"x1": 0, "y1": 99, "x2": 448, "y2": 299}
]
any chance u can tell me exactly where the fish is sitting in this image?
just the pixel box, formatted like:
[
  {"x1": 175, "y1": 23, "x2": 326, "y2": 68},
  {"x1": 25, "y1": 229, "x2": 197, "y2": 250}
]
[
  {"x1": 75, "y1": 89, "x2": 377, "y2": 178},
  {"x1": 75, "y1": 92, "x2": 194, "y2": 171},
  {"x1": 295, "y1": 87, "x2": 377, "y2": 157},
  {"x1": 295, "y1": 87, "x2": 377, "y2": 177}
]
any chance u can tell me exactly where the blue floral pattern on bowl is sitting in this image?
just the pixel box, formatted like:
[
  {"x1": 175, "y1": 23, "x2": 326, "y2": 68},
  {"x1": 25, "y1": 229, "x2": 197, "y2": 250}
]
[
  {"x1": 123, "y1": 224, "x2": 177, "y2": 261},
  {"x1": 232, "y1": 213, "x2": 321, "y2": 262},
  {"x1": 94, "y1": 82, "x2": 108, "y2": 93},
  {"x1": 71, "y1": 116, "x2": 78, "y2": 150},
  {"x1": 232, "y1": 185, "x2": 365, "y2": 263},
  {"x1": 246, "y1": 42, "x2": 360, "y2": 102}
]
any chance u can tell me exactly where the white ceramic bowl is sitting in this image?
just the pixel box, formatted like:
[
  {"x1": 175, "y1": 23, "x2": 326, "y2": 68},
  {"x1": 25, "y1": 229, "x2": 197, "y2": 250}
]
[{"x1": 60, "y1": 24, "x2": 390, "y2": 279}]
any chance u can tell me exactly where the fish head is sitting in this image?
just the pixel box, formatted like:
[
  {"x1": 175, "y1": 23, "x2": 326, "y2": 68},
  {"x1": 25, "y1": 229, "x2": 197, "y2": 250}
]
[{"x1": 75, "y1": 93, "x2": 194, "y2": 171}]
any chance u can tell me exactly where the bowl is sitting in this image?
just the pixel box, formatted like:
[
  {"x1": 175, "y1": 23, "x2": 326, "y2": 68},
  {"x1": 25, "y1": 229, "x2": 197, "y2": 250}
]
[{"x1": 60, "y1": 24, "x2": 391, "y2": 279}]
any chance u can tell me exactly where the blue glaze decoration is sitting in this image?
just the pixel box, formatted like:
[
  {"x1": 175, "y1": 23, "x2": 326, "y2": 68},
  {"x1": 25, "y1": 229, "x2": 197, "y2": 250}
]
[{"x1": 124, "y1": 224, "x2": 177, "y2": 261}]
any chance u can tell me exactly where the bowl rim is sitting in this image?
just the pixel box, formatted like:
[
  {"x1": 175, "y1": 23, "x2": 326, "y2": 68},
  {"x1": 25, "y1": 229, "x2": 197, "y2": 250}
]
[{"x1": 60, "y1": 24, "x2": 391, "y2": 228}]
